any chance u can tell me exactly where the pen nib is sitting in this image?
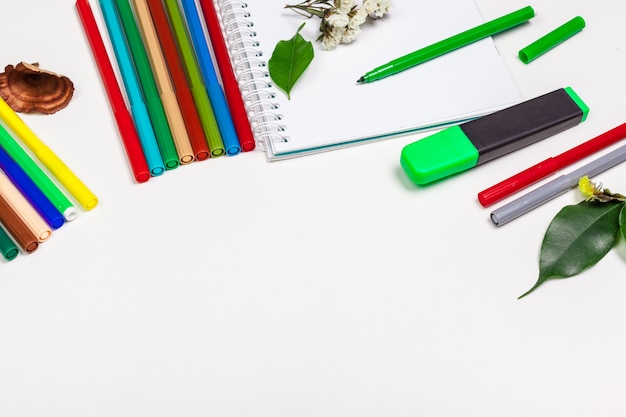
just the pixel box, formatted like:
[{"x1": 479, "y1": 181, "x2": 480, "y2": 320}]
[{"x1": 356, "y1": 76, "x2": 364, "y2": 84}]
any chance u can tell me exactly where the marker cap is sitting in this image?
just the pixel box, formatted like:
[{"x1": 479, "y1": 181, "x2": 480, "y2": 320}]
[
  {"x1": 400, "y1": 87, "x2": 589, "y2": 185},
  {"x1": 400, "y1": 126, "x2": 478, "y2": 185},
  {"x1": 519, "y1": 16, "x2": 586, "y2": 64},
  {"x1": 0, "y1": 227, "x2": 19, "y2": 261}
]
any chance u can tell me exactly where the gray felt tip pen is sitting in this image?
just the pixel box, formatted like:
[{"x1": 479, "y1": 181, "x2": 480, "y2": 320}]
[{"x1": 490, "y1": 143, "x2": 626, "y2": 226}]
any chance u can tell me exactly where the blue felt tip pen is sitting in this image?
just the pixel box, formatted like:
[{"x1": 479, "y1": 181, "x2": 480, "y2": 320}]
[
  {"x1": 0, "y1": 143, "x2": 65, "y2": 230},
  {"x1": 179, "y1": 0, "x2": 241, "y2": 155},
  {"x1": 99, "y1": 0, "x2": 165, "y2": 176}
]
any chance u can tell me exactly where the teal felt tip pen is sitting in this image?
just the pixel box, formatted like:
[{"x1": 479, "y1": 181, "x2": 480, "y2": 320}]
[
  {"x1": 400, "y1": 88, "x2": 589, "y2": 185},
  {"x1": 357, "y1": 5, "x2": 535, "y2": 83}
]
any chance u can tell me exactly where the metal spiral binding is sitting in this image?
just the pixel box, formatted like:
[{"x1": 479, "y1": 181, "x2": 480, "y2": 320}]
[{"x1": 217, "y1": 0, "x2": 288, "y2": 149}]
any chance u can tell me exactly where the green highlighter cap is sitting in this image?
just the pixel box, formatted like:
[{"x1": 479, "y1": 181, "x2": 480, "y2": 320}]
[
  {"x1": 519, "y1": 16, "x2": 585, "y2": 64},
  {"x1": 401, "y1": 126, "x2": 478, "y2": 185}
]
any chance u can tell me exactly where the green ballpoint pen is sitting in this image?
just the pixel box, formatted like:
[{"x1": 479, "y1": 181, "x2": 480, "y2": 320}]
[{"x1": 357, "y1": 5, "x2": 535, "y2": 83}]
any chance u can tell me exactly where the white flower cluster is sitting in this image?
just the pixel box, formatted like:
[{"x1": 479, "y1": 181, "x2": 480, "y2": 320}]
[
  {"x1": 285, "y1": 0, "x2": 393, "y2": 51},
  {"x1": 321, "y1": 0, "x2": 393, "y2": 50}
]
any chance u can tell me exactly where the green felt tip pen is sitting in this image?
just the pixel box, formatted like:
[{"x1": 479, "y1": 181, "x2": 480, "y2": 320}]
[
  {"x1": 357, "y1": 5, "x2": 535, "y2": 83},
  {"x1": 162, "y1": 0, "x2": 225, "y2": 157},
  {"x1": 0, "y1": 124, "x2": 76, "y2": 221},
  {"x1": 113, "y1": 0, "x2": 180, "y2": 169}
]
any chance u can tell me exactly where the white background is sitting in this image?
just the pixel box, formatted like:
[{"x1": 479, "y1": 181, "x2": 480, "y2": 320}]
[{"x1": 2, "y1": 0, "x2": 626, "y2": 416}]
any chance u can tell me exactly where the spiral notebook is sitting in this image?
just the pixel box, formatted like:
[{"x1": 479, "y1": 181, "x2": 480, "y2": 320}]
[{"x1": 207, "y1": 0, "x2": 522, "y2": 161}]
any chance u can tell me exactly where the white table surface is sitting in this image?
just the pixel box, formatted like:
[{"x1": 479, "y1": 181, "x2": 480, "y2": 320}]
[{"x1": 2, "y1": 1, "x2": 626, "y2": 416}]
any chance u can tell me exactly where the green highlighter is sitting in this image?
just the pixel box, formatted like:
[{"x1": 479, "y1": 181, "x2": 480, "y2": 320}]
[{"x1": 400, "y1": 87, "x2": 589, "y2": 185}]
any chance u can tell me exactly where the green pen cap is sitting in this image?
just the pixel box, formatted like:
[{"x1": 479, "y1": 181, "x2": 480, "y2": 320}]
[
  {"x1": 519, "y1": 16, "x2": 586, "y2": 64},
  {"x1": 0, "y1": 227, "x2": 19, "y2": 261}
]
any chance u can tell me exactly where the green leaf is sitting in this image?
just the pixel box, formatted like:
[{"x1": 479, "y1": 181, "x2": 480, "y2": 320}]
[
  {"x1": 268, "y1": 23, "x2": 314, "y2": 100},
  {"x1": 620, "y1": 204, "x2": 626, "y2": 241},
  {"x1": 520, "y1": 201, "x2": 624, "y2": 299}
]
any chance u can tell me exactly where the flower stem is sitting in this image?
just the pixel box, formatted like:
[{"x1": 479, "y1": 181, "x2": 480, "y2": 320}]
[{"x1": 284, "y1": 0, "x2": 331, "y2": 19}]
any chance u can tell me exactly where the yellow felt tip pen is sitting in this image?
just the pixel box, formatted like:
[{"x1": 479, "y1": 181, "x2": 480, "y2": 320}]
[{"x1": 0, "y1": 97, "x2": 98, "y2": 211}]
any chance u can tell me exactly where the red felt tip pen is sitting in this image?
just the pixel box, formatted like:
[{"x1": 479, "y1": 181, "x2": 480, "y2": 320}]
[
  {"x1": 478, "y1": 122, "x2": 626, "y2": 207},
  {"x1": 76, "y1": 0, "x2": 151, "y2": 183}
]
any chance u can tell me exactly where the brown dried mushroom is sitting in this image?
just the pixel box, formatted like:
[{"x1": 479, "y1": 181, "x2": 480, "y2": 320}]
[{"x1": 0, "y1": 62, "x2": 74, "y2": 114}]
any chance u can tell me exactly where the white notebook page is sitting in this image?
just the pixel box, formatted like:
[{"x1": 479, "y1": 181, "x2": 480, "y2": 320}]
[{"x1": 222, "y1": 0, "x2": 522, "y2": 160}]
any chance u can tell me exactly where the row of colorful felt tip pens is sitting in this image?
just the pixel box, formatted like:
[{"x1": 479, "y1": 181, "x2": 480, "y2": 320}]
[
  {"x1": 0, "y1": 97, "x2": 98, "y2": 261},
  {"x1": 76, "y1": 0, "x2": 257, "y2": 183}
]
